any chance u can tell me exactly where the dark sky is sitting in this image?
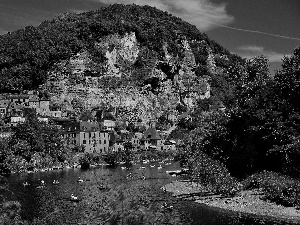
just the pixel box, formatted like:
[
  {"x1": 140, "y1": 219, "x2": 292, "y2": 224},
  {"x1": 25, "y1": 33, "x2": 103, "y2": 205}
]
[{"x1": 1, "y1": 0, "x2": 299, "y2": 75}]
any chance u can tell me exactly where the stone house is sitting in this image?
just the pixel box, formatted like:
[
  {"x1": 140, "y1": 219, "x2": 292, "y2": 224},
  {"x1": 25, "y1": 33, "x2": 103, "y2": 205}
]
[
  {"x1": 98, "y1": 111, "x2": 116, "y2": 131},
  {"x1": 10, "y1": 116, "x2": 26, "y2": 126},
  {"x1": 131, "y1": 132, "x2": 143, "y2": 151},
  {"x1": 28, "y1": 95, "x2": 40, "y2": 108},
  {"x1": 0, "y1": 102, "x2": 9, "y2": 118},
  {"x1": 36, "y1": 98, "x2": 50, "y2": 116},
  {"x1": 163, "y1": 140, "x2": 177, "y2": 152},
  {"x1": 108, "y1": 131, "x2": 125, "y2": 152},
  {"x1": 6, "y1": 94, "x2": 30, "y2": 107},
  {"x1": 141, "y1": 126, "x2": 164, "y2": 151},
  {"x1": 61, "y1": 121, "x2": 110, "y2": 154}
]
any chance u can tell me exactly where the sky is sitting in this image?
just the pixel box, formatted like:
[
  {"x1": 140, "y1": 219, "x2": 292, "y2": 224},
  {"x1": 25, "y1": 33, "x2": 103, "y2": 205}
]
[{"x1": 0, "y1": 0, "x2": 299, "y2": 75}]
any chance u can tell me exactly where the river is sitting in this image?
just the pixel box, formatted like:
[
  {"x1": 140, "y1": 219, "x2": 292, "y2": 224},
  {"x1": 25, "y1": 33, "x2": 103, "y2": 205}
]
[{"x1": 4, "y1": 161, "x2": 295, "y2": 224}]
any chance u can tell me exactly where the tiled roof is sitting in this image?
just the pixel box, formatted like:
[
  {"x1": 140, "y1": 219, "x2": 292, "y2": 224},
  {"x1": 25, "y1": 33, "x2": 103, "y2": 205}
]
[
  {"x1": 79, "y1": 121, "x2": 100, "y2": 132},
  {"x1": 143, "y1": 127, "x2": 161, "y2": 140},
  {"x1": 99, "y1": 111, "x2": 116, "y2": 121},
  {"x1": 108, "y1": 131, "x2": 124, "y2": 143},
  {"x1": 6, "y1": 94, "x2": 30, "y2": 99}
]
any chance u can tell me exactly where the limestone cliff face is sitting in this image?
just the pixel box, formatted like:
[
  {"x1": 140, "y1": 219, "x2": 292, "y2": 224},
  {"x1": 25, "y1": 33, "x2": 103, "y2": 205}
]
[{"x1": 43, "y1": 31, "x2": 211, "y2": 125}]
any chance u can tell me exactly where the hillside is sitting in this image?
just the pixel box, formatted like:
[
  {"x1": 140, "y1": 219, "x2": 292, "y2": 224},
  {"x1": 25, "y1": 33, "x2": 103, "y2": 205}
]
[{"x1": 0, "y1": 3, "x2": 247, "y2": 124}]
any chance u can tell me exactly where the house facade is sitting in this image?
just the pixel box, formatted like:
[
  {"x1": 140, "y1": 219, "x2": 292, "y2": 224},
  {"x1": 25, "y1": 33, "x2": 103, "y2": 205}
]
[
  {"x1": 131, "y1": 132, "x2": 143, "y2": 151},
  {"x1": 141, "y1": 127, "x2": 164, "y2": 151},
  {"x1": 10, "y1": 116, "x2": 26, "y2": 126},
  {"x1": 61, "y1": 121, "x2": 110, "y2": 154}
]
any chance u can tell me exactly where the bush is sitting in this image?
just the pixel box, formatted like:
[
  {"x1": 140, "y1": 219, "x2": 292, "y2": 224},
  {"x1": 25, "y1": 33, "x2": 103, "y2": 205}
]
[
  {"x1": 78, "y1": 153, "x2": 92, "y2": 169},
  {"x1": 242, "y1": 171, "x2": 300, "y2": 207},
  {"x1": 189, "y1": 151, "x2": 240, "y2": 196},
  {"x1": 0, "y1": 176, "x2": 26, "y2": 224}
]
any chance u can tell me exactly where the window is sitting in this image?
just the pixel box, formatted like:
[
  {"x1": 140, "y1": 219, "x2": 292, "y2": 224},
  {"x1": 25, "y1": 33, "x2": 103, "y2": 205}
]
[
  {"x1": 83, "y1": 140, "x2": 86, "y2": 144},
  {"x1": 84, "y1": 133, "x2": 86, "y2": 138},
  {"x1": 100, "y1": 140, "x2": 101, "y2": 144},
  {"x1": 104, "y1": 133, "x2": 105, "y2": 137},
  {"x1": 89, "y1": 133, "x2": 91, "y2": 138},
  {"x1": 104, "y1": 140, "x2": 106, "y2": 144},
  {"x1": 89, "y1": 140, "x2": 91, "y2": 144},
  {"x1": 74, "y1": 140, "x2": 76, "y2": 144}
]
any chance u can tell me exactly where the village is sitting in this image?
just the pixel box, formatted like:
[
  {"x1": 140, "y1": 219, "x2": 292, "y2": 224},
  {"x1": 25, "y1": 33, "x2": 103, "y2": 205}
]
[{"x1": 0, "y1": 91, "x2": 177, "y2": 157}]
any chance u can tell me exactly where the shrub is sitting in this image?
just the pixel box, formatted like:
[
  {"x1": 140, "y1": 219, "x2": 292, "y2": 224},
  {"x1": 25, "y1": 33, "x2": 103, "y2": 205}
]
[
  {"x1": 189, "y1": 151, "x2": 240, "y2": 196},
  {"x1": 0, "y1": 176, "x2": 26, "y2": 224},
  {"x1": 78, "y1": 152, "x2": 92, "y2": 169},
  {"x1": 242, "y1": 171, "x2": 300, "y2": 207}
]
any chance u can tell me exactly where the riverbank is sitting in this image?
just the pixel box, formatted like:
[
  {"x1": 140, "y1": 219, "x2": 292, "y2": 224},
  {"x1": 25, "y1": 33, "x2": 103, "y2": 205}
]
[{"x1": 164, "y1": 180, "x2": 300, "y2": 224}]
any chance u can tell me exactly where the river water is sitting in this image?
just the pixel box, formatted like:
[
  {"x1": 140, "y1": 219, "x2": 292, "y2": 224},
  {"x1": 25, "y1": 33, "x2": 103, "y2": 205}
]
[{"x1": 4, "y1": 161, "x2": 297, "y2": 225}]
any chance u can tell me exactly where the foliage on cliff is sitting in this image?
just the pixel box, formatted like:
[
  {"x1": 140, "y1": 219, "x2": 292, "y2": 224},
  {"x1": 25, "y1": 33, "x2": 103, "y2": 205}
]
[{"x1": 0, "y1": 4, "x2": 241, "y2": 98}]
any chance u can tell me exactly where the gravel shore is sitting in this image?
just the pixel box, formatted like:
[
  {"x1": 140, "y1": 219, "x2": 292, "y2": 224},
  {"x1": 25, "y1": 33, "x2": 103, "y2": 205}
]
[{"x1": 164, "y1": 180, "x2": 300, "y2": 224}]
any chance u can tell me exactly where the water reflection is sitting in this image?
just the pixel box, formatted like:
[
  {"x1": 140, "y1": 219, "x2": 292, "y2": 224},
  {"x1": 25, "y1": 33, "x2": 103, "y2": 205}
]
[
  {"x1": 5, "y1": 162, "x2": 294, "y2": 224},
  {"x1": 6, "y1": 162, "x2": 180, "y2": 223}
]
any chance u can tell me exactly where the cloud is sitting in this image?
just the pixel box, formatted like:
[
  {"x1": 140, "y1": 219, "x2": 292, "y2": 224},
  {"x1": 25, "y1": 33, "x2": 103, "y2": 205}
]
[
  {"x1": 236, "y1": 45, "x2": 291, "y2": 63},
  {"x1": 91, "y1": 0, "x2": 234, "y2": 31}
]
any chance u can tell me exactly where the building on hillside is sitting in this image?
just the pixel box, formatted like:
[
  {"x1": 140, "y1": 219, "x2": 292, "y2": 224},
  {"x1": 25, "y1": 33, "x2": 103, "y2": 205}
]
[
  {"x1": 99, "y1": 111, "x2": 116, "y2": 131},
  {"x1": 0, "y1": 131, "x2": 12, "y2": 140},
  {"x1": 131, "y1": 132, "x2": 143, "y2": 151},
  {"x1": 163, "y1": 140, "x2": 176, "y2": 152},
  {"x1": 0, "y1": 103, "x2": 8, "y2": 118},
  {"x1": 109, "y1": 131, "x2": 125, "y2": 152},
  {"x1": 10, "y1": 116, "x2": 26, "y2": 126},
  {"x1": 36, "y1": 98, "x2": 50, "y2": 116},
  {"x1": 48, "y1": 110, "x2": 62, "y2": 118},
  {"x1": 6, "y1": 94, "x2": 30, "y2": 107},
  {"x1": 38, "y1": 117, "x2": 49, "y2": 123},
  {"x1": 28, "y1": 95, "x2": 40, "y2": 108},
  {"x1": 61, "y1": 121, "x2": 110, "y2": 154},
  {"x1": 140, "y1": 126, "x2": 164, "y2": 151}
]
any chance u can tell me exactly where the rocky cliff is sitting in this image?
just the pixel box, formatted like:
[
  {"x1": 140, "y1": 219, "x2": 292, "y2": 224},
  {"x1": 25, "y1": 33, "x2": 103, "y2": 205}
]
[{"x1": 0, "y1": 4, "x2": 246, "y2": 125}]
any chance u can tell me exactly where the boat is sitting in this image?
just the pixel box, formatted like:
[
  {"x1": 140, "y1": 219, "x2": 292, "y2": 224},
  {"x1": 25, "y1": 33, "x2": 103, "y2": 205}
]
[
  {"x1": 70, "y1": 194, "x2": 80, "y2": 202},
  {"x1": 157, "y1": 166, "x2": 162, "y2": 169},
  {"x1": 142, "y1": 160, "x2": 149, "y2": 164},
  {"x1": 166, "y1": 169, "x2": 189, "y2": 176},
  {"x1": 139, "y1": 167, "x2": 146, "y2": 170},
  {"x1": 53, "y1": 180, "x2": 59, "y2": 185},
  {"x1": 23, "y1": 182, "x2": 29, "y2": 187},
  {"x1": 161, "y1": 203, "x2": 173, "y2": 211},
  {"x1": 77, "y1": 177, "x2": 84, "y2": 183},
  {"x1": 98, "y1": 185, "x2": 106, "y2": 190},
  {"x1": 121, "y1": 167, "x2": 126, "y2": 170},
  {"x1": 150, "y1": 165, "x2": 155, "y2": 168}
]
